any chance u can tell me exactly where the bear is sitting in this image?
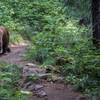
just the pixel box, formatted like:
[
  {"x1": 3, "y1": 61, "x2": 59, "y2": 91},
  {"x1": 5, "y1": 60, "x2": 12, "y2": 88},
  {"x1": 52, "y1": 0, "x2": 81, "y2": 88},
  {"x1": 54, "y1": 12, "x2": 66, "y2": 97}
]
[{"x1": 0, "y1": 26, "x2": 10, "y2": 54}]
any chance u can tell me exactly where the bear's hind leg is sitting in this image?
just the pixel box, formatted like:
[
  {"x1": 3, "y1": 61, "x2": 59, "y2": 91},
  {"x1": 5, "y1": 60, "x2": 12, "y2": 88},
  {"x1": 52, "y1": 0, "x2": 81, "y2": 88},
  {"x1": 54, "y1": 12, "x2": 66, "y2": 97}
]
[
  {"x1": 2, "y1": 47, "x2": 6, "y2": 54},
  {"x1": 2, "y1": 43, "x2": 7, "y2": 54},
  {"x1": 7, "y1": 47, "x2": 11, "y2": 53}
]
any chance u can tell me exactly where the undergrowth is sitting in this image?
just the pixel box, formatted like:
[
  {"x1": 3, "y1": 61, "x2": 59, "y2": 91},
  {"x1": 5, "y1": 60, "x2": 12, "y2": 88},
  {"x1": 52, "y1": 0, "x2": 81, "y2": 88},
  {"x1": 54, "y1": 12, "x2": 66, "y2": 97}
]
[
  {"x1": 0, "y1": 1, "x2": 25, "y2": 44},
  {"x1": 0, "y1": 62, "x2": 28, "y2": 100},
  {"x1": 0, "y1": 0, "x2": 99, "y2": 100},
  {"x1": 24, "y1": 0, "x2": 100, "y2": 99}
]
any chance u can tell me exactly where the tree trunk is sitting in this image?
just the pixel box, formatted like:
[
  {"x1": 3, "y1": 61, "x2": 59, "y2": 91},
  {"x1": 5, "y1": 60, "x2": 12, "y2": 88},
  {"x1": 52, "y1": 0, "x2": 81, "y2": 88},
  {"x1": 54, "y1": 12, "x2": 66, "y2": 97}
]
[{"x1": 92, "y1": 0, "x2": 100, "y2": 49}]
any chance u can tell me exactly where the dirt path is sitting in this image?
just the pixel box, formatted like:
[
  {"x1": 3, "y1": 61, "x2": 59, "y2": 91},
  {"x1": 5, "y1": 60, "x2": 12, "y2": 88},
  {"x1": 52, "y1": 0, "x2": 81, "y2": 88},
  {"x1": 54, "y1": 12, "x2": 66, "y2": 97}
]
[
  {"x1": 0, "y1": 44, "x2": 28, "y2": 66},
  {"x1": 0, "y1": 44, "x2": 81, "y2": 100}
]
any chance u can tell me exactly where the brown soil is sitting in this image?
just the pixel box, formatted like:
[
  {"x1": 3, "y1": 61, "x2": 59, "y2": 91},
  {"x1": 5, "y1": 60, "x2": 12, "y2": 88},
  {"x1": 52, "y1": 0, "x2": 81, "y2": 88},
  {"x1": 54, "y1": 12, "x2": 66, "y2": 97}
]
[
  {"x1": 0, "y1": 44, "x2": 81, "y2": 100},
  {"x1": 0, "y1": 44, "x2": 28, "y2": 66}
]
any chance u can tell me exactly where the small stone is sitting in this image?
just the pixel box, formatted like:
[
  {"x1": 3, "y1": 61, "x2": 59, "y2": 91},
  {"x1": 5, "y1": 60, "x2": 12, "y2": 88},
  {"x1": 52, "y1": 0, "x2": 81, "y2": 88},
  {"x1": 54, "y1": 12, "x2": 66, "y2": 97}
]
[
  {"x1": 23, "y1": 69, "x2": 38, "y2": 77},
  {"x1": 34, "y1": 85, "x2": 43, "y2": 90},
  {"x1": 28, "y1": 85, "x2": 35, "y2": 91},
  {"x1": 23, "y1": 82, "x2": 32, "y2": 89},
  {"x1": 38, "y1": 73, "x2": 51, "y2": 79},
  {"x1": 23, "y1": 67, "x2": 29, "y2": 73},
  {"x1": 28, "y1": 70, "x2": 38, "y2": 76},
  {"x1": 26, "y1": 63, "x2": 37, "y2": 67},
  {"x1": 37, "y1": 90, "x2": 47, "y2": 97},
  {"x1": 19, "y1": 54, "x2": 24, "y2": 57}
]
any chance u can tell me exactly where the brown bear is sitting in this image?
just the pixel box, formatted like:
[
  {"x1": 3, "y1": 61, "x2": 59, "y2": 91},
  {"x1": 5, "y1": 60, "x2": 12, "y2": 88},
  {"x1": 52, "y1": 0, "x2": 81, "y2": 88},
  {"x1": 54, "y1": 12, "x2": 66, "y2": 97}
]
[{"x1": 0, "y1": 26, "x2": 10, "y2": 54}]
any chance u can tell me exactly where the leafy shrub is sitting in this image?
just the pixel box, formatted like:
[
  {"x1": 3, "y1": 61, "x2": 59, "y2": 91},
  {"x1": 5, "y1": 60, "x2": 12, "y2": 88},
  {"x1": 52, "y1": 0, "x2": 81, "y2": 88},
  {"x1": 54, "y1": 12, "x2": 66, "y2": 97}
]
[
  {"x1": 0, "y1": 62, "x2": 28, "y2": 100},
  {"x1": 24, "y1": 0, "x2": 100, "y2": 99},
  {"x1": 0, "y1": 1, "x2": 25, "y2": 44},
  {"x1": 0, "y1": 0, "x2": 99, "y2": 99}
]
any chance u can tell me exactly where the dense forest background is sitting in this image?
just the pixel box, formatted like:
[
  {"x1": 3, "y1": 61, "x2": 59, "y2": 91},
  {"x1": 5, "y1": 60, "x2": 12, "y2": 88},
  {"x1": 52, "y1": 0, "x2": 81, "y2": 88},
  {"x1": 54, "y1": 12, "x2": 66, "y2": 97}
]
[{"x1": 0, "y1": 0, "x2": 100, "y2": 100}]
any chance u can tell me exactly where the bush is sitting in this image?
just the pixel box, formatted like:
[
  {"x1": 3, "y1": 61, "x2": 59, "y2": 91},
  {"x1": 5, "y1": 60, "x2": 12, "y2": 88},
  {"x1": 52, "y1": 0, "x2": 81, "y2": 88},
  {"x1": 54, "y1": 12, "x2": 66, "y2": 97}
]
[
  {"x1": 0, "y1": 62, "x2": 28, "y2": 100},
  {"x1": 24, "y1": 0, "x2": 100, "y2": 99}
]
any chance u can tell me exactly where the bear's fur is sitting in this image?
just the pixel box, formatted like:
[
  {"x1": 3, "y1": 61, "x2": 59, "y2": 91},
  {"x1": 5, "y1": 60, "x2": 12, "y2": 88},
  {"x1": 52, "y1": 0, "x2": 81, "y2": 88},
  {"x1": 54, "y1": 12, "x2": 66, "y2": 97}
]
[{"x1": 0, "y1": 26, "x2": 10, "y2": 54}]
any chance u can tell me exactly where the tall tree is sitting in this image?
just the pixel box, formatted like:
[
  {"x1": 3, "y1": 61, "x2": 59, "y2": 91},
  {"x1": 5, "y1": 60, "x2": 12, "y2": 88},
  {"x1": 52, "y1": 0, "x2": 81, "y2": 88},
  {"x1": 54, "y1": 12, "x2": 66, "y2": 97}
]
[{"x1": 92, "y1": 0, "x2": 100, "y2": 49}]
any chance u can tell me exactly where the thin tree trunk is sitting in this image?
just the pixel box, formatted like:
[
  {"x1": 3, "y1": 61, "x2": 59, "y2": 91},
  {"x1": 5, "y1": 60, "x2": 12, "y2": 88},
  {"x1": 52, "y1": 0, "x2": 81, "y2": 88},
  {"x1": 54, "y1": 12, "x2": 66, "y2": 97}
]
[{"x1": 92, "y1": 0, "x2": 100, "y2": 49}]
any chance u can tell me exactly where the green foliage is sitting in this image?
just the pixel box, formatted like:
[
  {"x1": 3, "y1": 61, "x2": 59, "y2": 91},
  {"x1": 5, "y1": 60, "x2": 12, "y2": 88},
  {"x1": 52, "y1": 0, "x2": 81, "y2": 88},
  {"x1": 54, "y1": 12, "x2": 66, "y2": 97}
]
[
  {"x1": 0, "y1": 1, "x2": 25, "y2": 44},
  {"x1": 23, "y1": 0, "x2": 99, "y2": 99},
  {"x1": 0, "y1": 0, "x2": 99, "y2": 99},
  {"x1": 61, "y1": 0, "x2": 91, "y2": 18},
  {"x1": 0, "y1": 62, "x2": 28, "y2": 100}
]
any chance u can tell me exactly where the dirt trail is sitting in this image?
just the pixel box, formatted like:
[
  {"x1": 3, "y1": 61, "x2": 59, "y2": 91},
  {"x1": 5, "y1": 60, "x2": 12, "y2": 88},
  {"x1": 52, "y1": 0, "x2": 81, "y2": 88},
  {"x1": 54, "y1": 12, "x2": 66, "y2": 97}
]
[
  {"x1": 0, "y1": 44, "x2": 28, "y2": 66},
  {"x1": 0, "y1": 44, "x2": 81, "y2": 100}
]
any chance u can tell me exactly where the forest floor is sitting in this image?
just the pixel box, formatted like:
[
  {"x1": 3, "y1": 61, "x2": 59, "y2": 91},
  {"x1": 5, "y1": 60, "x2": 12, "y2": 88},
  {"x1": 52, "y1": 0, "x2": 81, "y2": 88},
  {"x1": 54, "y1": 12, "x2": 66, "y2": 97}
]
[{"x1": 0, "y1": 44, "x2": 82, "y2": 100}]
